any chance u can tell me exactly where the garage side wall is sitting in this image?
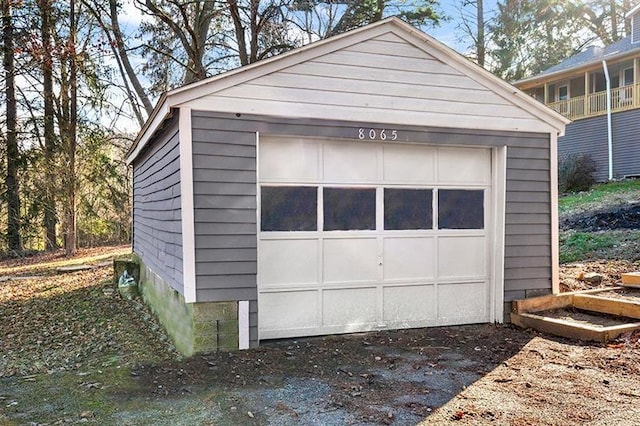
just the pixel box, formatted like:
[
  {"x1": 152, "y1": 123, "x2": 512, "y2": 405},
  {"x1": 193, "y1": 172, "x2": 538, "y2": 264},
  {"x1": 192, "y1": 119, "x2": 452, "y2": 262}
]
[
  {"x1": 191, "y1": 111, "x2": 552, "y2": 345},
  {"x1": 132, "y1": 116, "x2": 184, "y2": 293},
  {"x1": 504, "y1": 144, "x2": 553, "y2": 305}
]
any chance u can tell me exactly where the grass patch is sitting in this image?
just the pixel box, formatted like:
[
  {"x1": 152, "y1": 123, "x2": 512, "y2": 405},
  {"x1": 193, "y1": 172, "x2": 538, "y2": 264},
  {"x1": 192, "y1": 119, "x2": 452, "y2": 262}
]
[
  {"x1": 0, "y1": 245, "x2": 131, "y2": 276},
  {"x1": 560, "y1": 230, "x2": 640, "y2": 263},
  {"x1": 559, "y1": 180, "x2": 640, "y2": 215}
]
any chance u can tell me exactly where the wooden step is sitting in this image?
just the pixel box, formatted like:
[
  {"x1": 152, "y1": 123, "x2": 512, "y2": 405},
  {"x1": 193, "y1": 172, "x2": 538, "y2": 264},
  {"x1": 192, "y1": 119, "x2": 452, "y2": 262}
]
[{"x1": 622, "y1": 272, "x2": 640, "y2": 287}]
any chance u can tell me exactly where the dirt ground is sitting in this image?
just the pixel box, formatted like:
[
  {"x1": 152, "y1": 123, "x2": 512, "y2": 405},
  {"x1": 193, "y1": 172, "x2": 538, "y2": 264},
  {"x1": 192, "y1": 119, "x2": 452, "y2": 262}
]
[
  {"x1": 2, "y1": 247, "x2": 640, "y2": 425},
  {"x1": 561, "y1": 202, "x2": 640, "y2": 232}
]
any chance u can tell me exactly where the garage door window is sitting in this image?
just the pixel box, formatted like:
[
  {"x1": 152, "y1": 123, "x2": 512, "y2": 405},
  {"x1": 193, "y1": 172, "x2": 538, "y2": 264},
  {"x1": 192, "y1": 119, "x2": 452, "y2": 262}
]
[
  {"x1": 324, "y1": 187, "x2": 376, "y2": 231},
  {"x1": 438, "y1": 189, "x2": 484, "y2": 229},
  {"x1": 384, "y1": 188, "x2": 433, "y2": 230},
  {"x1": 261, "y1": 186, "x2": 317, "y2": 231}
]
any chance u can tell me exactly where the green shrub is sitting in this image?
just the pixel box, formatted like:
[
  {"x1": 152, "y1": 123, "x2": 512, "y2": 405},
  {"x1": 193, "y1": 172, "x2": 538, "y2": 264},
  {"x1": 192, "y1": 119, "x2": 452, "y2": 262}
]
[{"x1": 559, "y1": 154, "x2": 597, "y2": 194}]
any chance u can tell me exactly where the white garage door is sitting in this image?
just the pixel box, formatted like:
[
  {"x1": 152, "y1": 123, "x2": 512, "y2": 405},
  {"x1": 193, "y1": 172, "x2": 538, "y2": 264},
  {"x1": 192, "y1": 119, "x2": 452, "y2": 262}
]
[{"x1": 257, "y1": 136, "x2": 494, "y2": 340}]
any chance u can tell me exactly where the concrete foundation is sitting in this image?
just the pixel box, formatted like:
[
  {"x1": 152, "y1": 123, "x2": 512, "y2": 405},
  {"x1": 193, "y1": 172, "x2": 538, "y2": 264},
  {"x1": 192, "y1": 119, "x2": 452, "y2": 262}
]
[{"x1": 137, "y1": 258, "x2": 240, "y2": 356}]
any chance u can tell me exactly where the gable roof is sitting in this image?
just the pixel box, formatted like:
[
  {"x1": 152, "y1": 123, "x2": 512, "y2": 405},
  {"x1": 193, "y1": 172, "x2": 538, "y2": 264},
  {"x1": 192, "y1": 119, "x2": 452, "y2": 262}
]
[
  {"x1": 126, "y1": 17, "x2": 569, "y2": 165},
  {"x1": 516, "y1": 36, "x2": 640, "y2": 87}
]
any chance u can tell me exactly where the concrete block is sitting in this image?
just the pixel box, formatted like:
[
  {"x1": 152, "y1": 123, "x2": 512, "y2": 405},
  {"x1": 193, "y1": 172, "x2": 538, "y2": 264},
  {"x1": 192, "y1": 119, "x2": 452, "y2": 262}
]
[
  {"x1": 193, "y1": 335, "x2": 218, "y2": 354},
  {"x1": 503, "y1": 302, "x2": 512, "y2": 323},
  {"x1": 217, "y1": 333, "x2": 239, "y2": 351},
  {"x1": 218, "y1": 319, "x2": 239, "y2": 336},
  {"x1": 136, "y1": 256, "x2": 242, "y2": 356},
  {"x1": 193, "y1": 321, "x2": 218, "y2": 336},
  {"x1": 193, "y1": 302, "x2": 238, "y2": 321},
  {"x1": 526, "y1": 288, "x2": 552, "y2": 298}
]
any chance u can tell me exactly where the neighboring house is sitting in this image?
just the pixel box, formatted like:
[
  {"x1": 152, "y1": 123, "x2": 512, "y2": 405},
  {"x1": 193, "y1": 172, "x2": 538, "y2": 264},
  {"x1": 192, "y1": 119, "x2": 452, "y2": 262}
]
[
  {"x1": 126, "y1": 17, "x2": 568, "y2": 356},
  {"x1": 515, "y1": 5, "x2": 640, "y2": 182}
]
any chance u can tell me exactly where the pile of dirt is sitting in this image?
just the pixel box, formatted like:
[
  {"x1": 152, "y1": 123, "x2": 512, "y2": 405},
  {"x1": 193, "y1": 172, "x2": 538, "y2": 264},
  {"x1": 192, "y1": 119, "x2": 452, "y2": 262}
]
[
  {"x1": 559, "y1": 260, "x2": 640, "y2": 292},
  {"x1": 561, "y1": 203, "x2": 640, "y2": 231}
]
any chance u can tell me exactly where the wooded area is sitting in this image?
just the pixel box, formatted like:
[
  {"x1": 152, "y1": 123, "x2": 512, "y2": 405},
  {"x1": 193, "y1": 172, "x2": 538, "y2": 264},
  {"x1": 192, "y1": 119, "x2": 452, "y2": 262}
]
[{"x1": 0, "y1": 0, "x2": 632, "y2": 256}]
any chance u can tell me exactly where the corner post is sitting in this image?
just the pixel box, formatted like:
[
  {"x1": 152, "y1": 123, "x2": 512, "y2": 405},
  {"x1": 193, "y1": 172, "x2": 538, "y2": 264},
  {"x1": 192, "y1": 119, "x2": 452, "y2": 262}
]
[
  {"x1": 179, "y1": 106, "x2": 197, "y2": 303},
  {"x1": 550, "y1": 132, "x2": 560, "y2": 294}
]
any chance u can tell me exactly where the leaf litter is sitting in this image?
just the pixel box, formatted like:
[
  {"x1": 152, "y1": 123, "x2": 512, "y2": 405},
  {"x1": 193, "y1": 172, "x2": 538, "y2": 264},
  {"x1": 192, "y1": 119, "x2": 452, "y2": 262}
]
[{"x1": 2, "y1": 248, "x2": 640, "y2": 424}]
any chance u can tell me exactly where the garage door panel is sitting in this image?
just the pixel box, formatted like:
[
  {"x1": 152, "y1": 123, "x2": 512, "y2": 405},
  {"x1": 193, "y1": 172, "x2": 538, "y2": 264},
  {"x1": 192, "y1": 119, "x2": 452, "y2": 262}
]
[
  {"x1": 437, "y1": 282, "x2": 487, "y2": 322},
  {"x1": 258, "y1": 137, "x2": 494, "y2": 339},
  {"x1": 323, "y1": 142, "x2": 377, "y2": 182},
  {"x1": 383, "y1": 144, "x2": 435, "y2": 183},
  {"x1": 323, "y1": 288, "x2": 377, "y2": 326},
  {"x1": 258, "y1": 239, "x2": 318, "y2": 287},
  {"x1": 323, "y1": 238, "x2": 378, "y2": 283},
  {"x1": 383, "y1": 237, "x2": 435, "y2": 280},
  {"x1": 259, "y1": 290, "x2": 318, "y2": 331},
  {"x1": 259, "y1": 139, "x2": 319, "y2": 181},
  {"x1": 438, "y1": 236, "x2": 486, "y2": 278},
  {"x1": 383, "y1": 284, "x2": 436, "y2": 324},
  {"x1": 437, "y1": 147, "x2": 490, "y2": 184}
]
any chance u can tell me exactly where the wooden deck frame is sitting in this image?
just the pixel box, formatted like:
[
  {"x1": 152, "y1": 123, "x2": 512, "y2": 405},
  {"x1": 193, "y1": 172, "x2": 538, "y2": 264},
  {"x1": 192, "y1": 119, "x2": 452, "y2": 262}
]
[{"x1": 511, "y1": 287, "x2": 640, "y2": 342}]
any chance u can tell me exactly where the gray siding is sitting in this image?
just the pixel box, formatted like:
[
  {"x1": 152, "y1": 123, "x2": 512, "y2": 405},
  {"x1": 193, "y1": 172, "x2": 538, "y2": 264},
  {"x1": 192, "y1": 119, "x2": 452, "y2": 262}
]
[
  {"x1": 132, "y1": 116, "x2": 184, "y2": 293},
  {"x1": 191, "y1": 111, "x2": 552, "y2": 343},
  {"x1": 559, "y1": 108, "x2": 640, "y2": 181},
  {"x1": 633, "y1": 13, "x2": 640, "y2": 44},
  {"x1": 504, "y1": 140, "x2": 552, "y2": 303}
]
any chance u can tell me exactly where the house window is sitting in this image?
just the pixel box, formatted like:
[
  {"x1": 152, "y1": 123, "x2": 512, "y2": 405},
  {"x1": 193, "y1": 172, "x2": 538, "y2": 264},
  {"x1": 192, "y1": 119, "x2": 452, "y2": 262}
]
[
  {"x1": 557, "y1": 85, "x2": 569, "y2": 101},
  {"x1": 323, "y1": 187, "x2": 376, "y2": 231},
  {"x1": 623, "y1": 67, "x2": 634, "y2": 86},
  {"x1": 384, "y1": 188, "x2": 433, "y2": 230},
  {"x1": 261, "y1": 186, "x2": 317, "y2": 231}
]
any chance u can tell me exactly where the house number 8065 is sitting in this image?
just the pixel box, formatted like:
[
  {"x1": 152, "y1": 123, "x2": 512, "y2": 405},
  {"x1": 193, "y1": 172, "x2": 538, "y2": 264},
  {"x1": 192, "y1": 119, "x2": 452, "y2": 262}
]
[{"x1": 358, "y1": 128, "x2": 398, "y2": 141}]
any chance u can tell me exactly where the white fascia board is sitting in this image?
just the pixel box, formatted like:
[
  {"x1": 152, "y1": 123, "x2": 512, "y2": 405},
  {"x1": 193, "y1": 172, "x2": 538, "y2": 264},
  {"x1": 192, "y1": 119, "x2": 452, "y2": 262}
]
[
  {"x1": 389, "y1": 20, "x2": 570, "y2": 133},
  {"x1": 179, "y1": 106, "x2": 197, "y2": 303},
  {"x1": 125, "y1": 99, "x2": 170, "y2": 165},
  {"x1": 626, "y1": 3, "x2": 640, "y2": 18}
]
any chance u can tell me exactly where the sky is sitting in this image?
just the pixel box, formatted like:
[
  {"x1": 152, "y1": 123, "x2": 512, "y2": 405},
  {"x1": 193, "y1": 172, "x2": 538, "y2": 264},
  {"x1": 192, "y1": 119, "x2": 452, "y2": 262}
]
[
  {"x1": 120, "y1": 1, "x2": 501, "y2": 55},
  {"x1": 113, "y1": 1, "x2": 501, "y2": 132},
  {"x1": 428, "y1": 0, "x2": 500, "y2": 53}
]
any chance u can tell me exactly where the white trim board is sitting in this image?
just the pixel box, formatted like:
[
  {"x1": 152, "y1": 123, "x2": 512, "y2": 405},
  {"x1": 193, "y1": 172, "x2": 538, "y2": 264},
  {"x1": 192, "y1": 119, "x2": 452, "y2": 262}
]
[
  {"x1": 550, "y1": 132, "x2": 560, "y2": 294},
  {"x1": 491, "y1": 146, "x2": 507, "y2": 322},
  {"x1": 179, "y1": 107, "x2": 197, "y2": 303},
  {"x1": 238, "y1": 300, "x2": 250, "y2": 350}
]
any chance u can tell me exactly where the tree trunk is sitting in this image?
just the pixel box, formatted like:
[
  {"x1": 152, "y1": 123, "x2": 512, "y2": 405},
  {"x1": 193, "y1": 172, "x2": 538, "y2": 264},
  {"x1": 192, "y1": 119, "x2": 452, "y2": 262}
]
[
  {"x1": 229, "y1": 0, "x2": 248, "y2": 65},
  {"x1": 476, "y1": 0, "x2": 485, "y2": 67},
  {"x1": 2, "y1": 0, "x2": 22, "y2": 252},
  {"x1": 107, "y1": 0, "x2": 153, "y2": 116},
  {"x1": 39, "y1": 0, "x2": 58, "y2": 250},
  {"x1": 65, "y1": 0, "x2": 77, "y2": 256},
  {"x1": 609, "y1": 0, "x2": 618, "y2": 40}
]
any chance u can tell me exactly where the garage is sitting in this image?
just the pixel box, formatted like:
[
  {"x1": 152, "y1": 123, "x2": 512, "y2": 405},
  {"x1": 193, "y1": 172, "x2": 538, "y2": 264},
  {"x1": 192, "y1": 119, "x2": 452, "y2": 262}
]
[
  {"x1": 126, "y1": 17, "x2": 569, "y2": 354},
  {"x1": 258, "y1": 137, "x2": 496, "y2": 339}
]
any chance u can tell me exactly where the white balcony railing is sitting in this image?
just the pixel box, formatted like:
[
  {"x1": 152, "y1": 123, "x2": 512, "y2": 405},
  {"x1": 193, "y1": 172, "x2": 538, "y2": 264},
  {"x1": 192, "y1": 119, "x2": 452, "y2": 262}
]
[{"x1": 547, "y1": 83, "x2": 640, "y2": 120}]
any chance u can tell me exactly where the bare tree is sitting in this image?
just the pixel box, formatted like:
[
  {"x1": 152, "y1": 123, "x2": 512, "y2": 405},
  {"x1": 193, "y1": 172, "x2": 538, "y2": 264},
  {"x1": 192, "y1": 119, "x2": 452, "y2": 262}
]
[
  {"x1": 138, "y1": 0, "x2": 223, "y2": 85},
  {"x1": 84, "y1": 0, "x2": 154, "y2": 126},
  {"x1": 64, "y1": 0, "x2": 78, "y2": 256},
  {"x1": 456, "y1": 0, "x2": 488, "y2": 67},
  {"x1": 226, "y1": 0, "x2": 293, "y2": 65},
  {"x1": 2, "y1": 0, "x2": 22, "y2": 251},
  {"x1": 37, "y1": 0, "x2": 59, "y2": 250}
]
